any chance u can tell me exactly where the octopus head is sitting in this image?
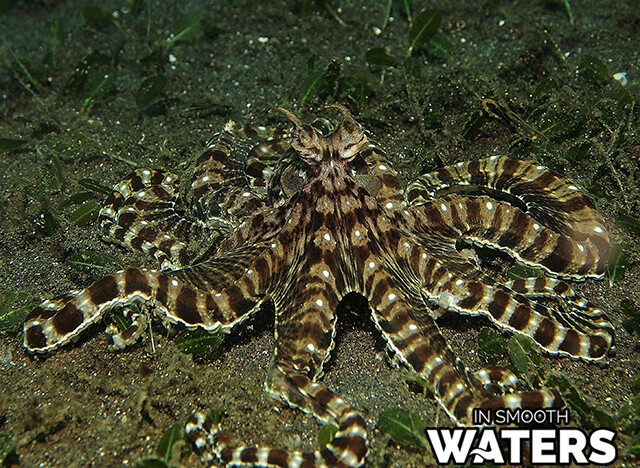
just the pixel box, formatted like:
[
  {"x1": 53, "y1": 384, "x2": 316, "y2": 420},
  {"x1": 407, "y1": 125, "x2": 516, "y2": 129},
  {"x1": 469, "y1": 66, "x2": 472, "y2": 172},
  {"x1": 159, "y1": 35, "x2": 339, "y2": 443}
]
[{"x1": 270, "y1": 104, "x2": 368, "y2": 164}]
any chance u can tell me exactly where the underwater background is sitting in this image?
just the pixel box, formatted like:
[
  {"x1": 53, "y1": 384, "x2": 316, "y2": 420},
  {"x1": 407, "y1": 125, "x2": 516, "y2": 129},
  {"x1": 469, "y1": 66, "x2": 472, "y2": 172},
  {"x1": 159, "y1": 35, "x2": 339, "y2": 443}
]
[{"x1": 0, "y1": 0, "x2": 638, "y2": 466}]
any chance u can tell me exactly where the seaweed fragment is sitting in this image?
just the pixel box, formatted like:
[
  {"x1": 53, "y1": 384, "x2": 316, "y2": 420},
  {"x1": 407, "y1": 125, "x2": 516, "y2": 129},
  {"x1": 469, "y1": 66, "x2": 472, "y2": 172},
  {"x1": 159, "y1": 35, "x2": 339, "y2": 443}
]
[{"x1": 378, "y1": 407, "x2": 428, "y2": 449}]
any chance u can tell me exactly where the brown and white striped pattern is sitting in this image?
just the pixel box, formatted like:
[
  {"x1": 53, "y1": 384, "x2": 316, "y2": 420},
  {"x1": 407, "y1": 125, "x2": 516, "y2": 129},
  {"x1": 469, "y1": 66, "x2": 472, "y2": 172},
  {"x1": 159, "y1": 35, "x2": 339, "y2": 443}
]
[
  {"x1": 406, "y1": 156, "x2": 609, "y2": 278},
  {"x1": 24, "y1": 106, "x2": 613, "y2": 467},
  {"x1": 99, "y1": 168, "x2": 207, "y2": 270}
]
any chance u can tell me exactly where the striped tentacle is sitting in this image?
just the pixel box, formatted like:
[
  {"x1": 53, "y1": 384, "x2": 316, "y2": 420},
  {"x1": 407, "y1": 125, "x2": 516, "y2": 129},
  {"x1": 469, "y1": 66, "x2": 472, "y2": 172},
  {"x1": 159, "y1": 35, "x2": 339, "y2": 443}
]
[
  {"x1": 188, "y1": 126, "x2": 266, "y2": 224},
  {"x1": 187, "y1": 276, "x2": 367, "y2": 468},
  {"x1": 420, "y1": 266, "x2": 612, "y2": 360},
  {"x1": 473, "y1": 367, "x2": 522, "y2": 394},
  {"x1": 394, "y1": 162, "x2": 614, "y2": 358},
  {"x1": 406, "y1": 156, "x2": 609, "y2": 279},
  {"x1": 236, "y1": 125, "x2": 290, "y2": 196},
  {"x1": 105, "y1": 304, "x2": 149, "y2": 349},
  {"x1": 258, "y1": 276, "x2": 366, "y2": 467},
  {"x1": 411, "y1": 194, "x2": 606, "y2": 279},
  {"x1": 365, "y1": 269, "x2": 562, "y2": 425},
  {"x1": 505, "y1": 277, "x2": 614, "y2": 348},
  {"x1": 365, "y1": 266, "x2": 479, "y2": 422},
  {"x1": 270, "y1": 266, "x2": 340, "y2": 378},
  {"x1": 99, "y1": 168, "x2": 213, "y2": 270},
  {"x1": 25, "y1": 191, "x2": 292, "y2": 354},
  {"x1": 187, "y1": 123, "x2": 289, "y2": 224},
  {"x1": 358, "y1": 228, "x2": 498, "y2": 424},
  {"x1": 506, "y1": 276, "x2": 598, "y2": 301},
  {"x1": 23, "y1": 244, "x2": 271, "y2": 353},
  {"x1": 187, "y1": 369, "x2": 366, "y2": 468}
]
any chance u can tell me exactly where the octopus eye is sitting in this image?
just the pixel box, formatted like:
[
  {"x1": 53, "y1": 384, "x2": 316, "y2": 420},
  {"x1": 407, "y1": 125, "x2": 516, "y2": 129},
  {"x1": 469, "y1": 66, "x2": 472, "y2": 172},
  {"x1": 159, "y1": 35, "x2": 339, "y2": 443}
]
[{"x1": 340, "y1": 135, "x2": 367, "y2": 160}]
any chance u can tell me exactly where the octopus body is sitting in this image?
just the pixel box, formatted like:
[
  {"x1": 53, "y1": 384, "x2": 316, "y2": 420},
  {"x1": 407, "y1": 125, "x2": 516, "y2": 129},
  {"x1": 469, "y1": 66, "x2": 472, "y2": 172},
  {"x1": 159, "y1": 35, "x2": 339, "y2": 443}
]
[{"x1": 24, "y1": 105, "x2": 613, "y2": 467}]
